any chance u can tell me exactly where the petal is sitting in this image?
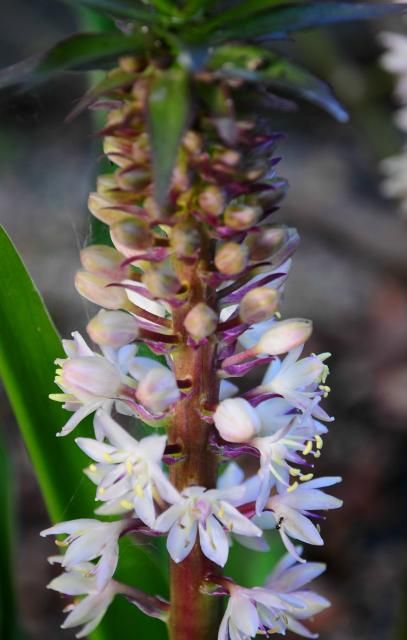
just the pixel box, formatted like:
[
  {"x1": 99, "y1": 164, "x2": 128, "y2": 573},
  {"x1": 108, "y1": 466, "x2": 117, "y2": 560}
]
[
  {"x1": 57, "y1": 402, "x2": 102, "y2": 437},
  {"x1": 281, "y1": 508, "x2": 323, "y2": 546},
  {"x1": 286, "y1": 616, "x2": 318, "y2": 638},
  {"x1": 40, "y1": 519, "x2": 97, "y2": 537},
  {"x1": 230, "y1": 594, "x2": 259, "y2": 636},
  {"x1": 155, "y1": 503, "x2": 185, "y2": 532},
  {"x1": 134, "y1": 484, "x2": 156, "y2": 527},
  {"x1": 219, "y1": 502, "x2": 262, "y2": 538},
  {"x1": 94, "y1": 411, "x2": 137, "y2": 449},
  {"x1": 217, "y1": 463, "x2": 245, "y2": 490},
  {"x1": 75, "y1": 438, "x2": 117, "y2": 463},
  {"x1": 152, "y1": 466, "x2": 181, "y2": 505},
  {"x1": 96, "y1": 544, "x2": 119, "y2": 590},
  {"x1": 47, "y1": 573, "x2": 95, "y2": 596},
  {"x1": 298, "y1": 476, "x2": 342, "y2": 490},
  {"x1": 166, "y1": 519, "x2": 198, "y2": 563},
  {"x1": 267, "y1": 562, "x2": 326, "y2": 592},
  {"x1": 198, "y1": 516, "x2": 229, "y2": 567},
  {"x1": 283, "y1": 489, "x2": 342, "y2": 512},
  {"x1": 218, "y1": 601, "x2": 232, "y2": 640}
]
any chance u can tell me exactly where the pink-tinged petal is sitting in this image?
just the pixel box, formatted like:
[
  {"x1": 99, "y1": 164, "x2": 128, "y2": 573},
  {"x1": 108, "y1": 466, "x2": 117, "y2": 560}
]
[
  {"x1": 40, "y1": 519, "x2": 96, "y2": 537},
  {"x1": 94, "y1": 411, "x2": 137, "y2": 449},
  {"x1": 47, "y1": 573, "x2": 95, "y2": 596},
  {"x1": 166, "y1": 519, "x2": 198, "y2": 563},
  {"x1": 230, "y1": 594, "x2": 259, "y2": 636},
  {"x1": 218, "y1": 602, "x2": 232, "y2": 640},
  {"x1": 198, "y1": 516, "x2": 229, "y2": 567},
  {"x1": 286, "y1": 617, "x2": 318, "y2": 638},
  {"x1": 267, "y1": 562, "x2": 326, "y2": 592},
  {"x1": 219, "y1": 502, "x2": 262, "y2": 538},
  {"x1": 96, "y1": 544, "x2": 119, "y2": 590},
  {"x1": 75, "y1": 438, "x2": 117, "y2": 463},
  {"x1": 57, "y1": 402, "x2": 102, "y2": 437},
  {"x1": 71, "y1": 331, "x2": 94, "y2": 356},
  {"x1": 280, "y1": 508, "x2": 323, "y2": 546},
  {"x1": 155, "y1": 503, "x2": 185, "y2": 532},
  {"x1": 234, "y1": 533, "x2": 270, "y2": 552}
]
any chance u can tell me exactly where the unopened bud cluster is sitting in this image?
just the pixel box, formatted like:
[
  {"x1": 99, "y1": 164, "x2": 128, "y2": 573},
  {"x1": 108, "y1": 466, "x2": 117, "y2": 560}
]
[{"x1": 44, "y1": 56, "x2": 340, "y2": 639}]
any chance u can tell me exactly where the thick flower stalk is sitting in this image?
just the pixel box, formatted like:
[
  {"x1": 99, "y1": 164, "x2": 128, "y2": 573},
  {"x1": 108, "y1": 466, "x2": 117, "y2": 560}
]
[{"x1": 42, "y1": 56, "x2": 342, "y2": 640}]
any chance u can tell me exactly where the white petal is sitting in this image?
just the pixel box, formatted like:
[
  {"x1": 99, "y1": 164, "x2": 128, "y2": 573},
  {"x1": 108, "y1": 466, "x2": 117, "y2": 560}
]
[
  {"x1": 199, "y1": 516, "x2": 229, "y2": 567},
  {"x1": 230, "y1": 594, "x2": 259, "y2": 636},
  {"x1": 219, "y1": 379, "x2": 239, "y2": 401},
  {"x1": 155, "y1": 503, "x2": 185, "y2": 532},
  {"x1": 219, "y1": 502, "x2": 262, "y2": 538},
  {"x1": 75, "y1": 438, "x2": 117, "y2": 462},
  {"x1": 96, "y1": 544, "x2": 119, "y2": 590},
  {"x1": 94, "y1": 411, "x2": 137, "y2": 449},
  {"x1": 217, "y1": 463, "x2": 245, "y2": 490},
  {"x1": 57, "y1": 402, "x2": 102, "y2": 437},
  {"x1": 48, "y1": 573, "x2": 95, "y2": 596},
  {"x1": 40, "y1": 519, "x2": 97, "y2": 537},
  {"x1": 286, "y1": 616, "x2": 318, "y2": 638},
  {"x1": 218, "y1": 601, "x2": 232, "y2": 640},
  {"x1": 267, "y1": 562, "x2": 326, "y2": 592},
  {"x1": 166, "y1": 519, "x2": 198, "y2": 563},
  {"x1": 152, "y1": 466, "x2": 181, "y2": 505},
  {"x1": 134, "y1": 484, "x2": 156, "y2": 527}
]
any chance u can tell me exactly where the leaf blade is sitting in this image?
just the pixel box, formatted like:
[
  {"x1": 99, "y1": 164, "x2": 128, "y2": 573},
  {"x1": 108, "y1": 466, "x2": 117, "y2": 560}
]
[
  {"x1": 148, "y1": 66, "x2": 190, "y2": 207},
  {"x1": 0, "y1": 226, "x2": 167, "y2": 640}
]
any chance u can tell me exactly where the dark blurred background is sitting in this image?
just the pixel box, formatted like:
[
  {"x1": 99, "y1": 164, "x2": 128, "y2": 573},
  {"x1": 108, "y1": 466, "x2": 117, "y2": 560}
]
[{"x1": 1, "y1": 1, "x2": 407, "y2": 639}]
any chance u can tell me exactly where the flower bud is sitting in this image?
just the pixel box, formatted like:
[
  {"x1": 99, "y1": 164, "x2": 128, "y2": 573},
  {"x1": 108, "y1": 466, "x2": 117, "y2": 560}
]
[
  {"x1": 136, "y1": 367, "x2": 180, "y2": 413},
  {"x1": 255, "y1": 318, "x2": 313, "y2": 356},
  {"x1": 239, "y1": 288, "x2": 279, "y2": 325},
  {"x1": 143, "y1": 196, "x2": 161, "y2": 221},
  {"x1": 61, "y1": 356, "x2": 122, "y2": 398},
  {"x1": 184, "y1": 303, "x2": 218, "y2": 341},
  {"x1": 142, "y1": 268, "x2": 181, "y2": 299},
  {"x1": 171, "y1": 221, "x2": 201, "y2": 257},
  {"x1": 116, "y1": 167, "x2": 150, "y2": 192},
  {"x1": 88, "y1": 192, "x2": 129, "y2": 225},
  {"x1": 248, "y1": 226, "x2": 286, "y2": 262},
  {"x1": 96, "y1": 174, "x2": 117, "y2": 195},
  {"x1": 87, "y1": 310, "x2": 139, "y2": 348},
  {"x1": 215, "y1": 242, "x2": 249, "y2": 276},
  {"x1": 80, "y1": 245, "x2": 128, "y2": 279},
  {"x1": 110, "y1": 218, "x2": 152, "y2": 257},
  {"x1": 103, "y1": 136, "x2": 133, "y2": 168},
  {"x1": 75, "y1": 272, "x2": 128, "y2": 309},
  {"x1": 198, "y1": 186, "x2": 225, "y2": 216},
  {"x1": 213, "y1": 398, "x2": 261, "y2": 442},
  {"x1": 183, "y1": 130, "x2": 202, "y2": 155},
  {"x1": 224, "y1": 203, "x2": 262, "y2": 230}
]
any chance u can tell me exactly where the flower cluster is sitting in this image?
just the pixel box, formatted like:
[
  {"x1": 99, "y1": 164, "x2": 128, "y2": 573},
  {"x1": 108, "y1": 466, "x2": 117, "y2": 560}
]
[
  {"x1": 379, "y1": 29, "x2": 407, "y2": 215},
  {"x1": 42, "y1": 56, "x2": 341, "y2": 639}
]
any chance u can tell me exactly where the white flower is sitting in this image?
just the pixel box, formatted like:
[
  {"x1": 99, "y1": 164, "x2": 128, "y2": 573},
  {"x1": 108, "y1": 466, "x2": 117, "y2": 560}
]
[
  {"x1": 218, "y1": 582, "x2": 303, "y2": 640},
  {"x1": 261, "y1": 346, "x2": 331, "y2": 419},
  {"x1": 50, "y1": 332, "x2": 138, "y2": 437},
  {"x1": 265, "y1": 549, "x2": 330, "y2": 638},
  {"x1": 41, "y1": 518, "x2": 123, "y2": 590},
  {"x1": 155, "y1": 485, "x2": 262, "y2": 566},
  {"x1": 76, "y1": 411, "x2": 180, "y2": 527},
  {"x1": 258, "y1": 477, "x2": 342, "y2": 561},
  {"x1": 47, "y1": 561, "x2": 117, "y2": 638},
  {"x1": 214, "y1": 398, "x2": 261, "y2": 442}
]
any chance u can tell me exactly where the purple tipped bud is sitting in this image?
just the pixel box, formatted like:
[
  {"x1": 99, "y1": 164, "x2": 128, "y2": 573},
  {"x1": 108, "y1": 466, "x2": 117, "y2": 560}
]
[
  {"x1": 87, "y1": 310, "x2": 139, "y2": 348},
  {"x1": 215, "y1": 242, "x2": 249, "y2": 276},
  {"x1": 183, "y1": 303, "x2": 218, "y2": 341},
  {"x1": 171, "y1": 221, "x2": 201, "y2": 258},
  {"x1": 103, "y1": 136, "x2": 133, "y2": 168},
  {"x1": 61, "y1": 356, "x2": 122, "y2": 398},
  {"x1": 198, "y1": 186, "x2": 225, "y2": 216},
  {"x1": 255, "y1": 318, "x2": 313, "y2": 355},
  {"x1": 110, "y1": 218, "x2": 152, "y2": 257},
  {"x1": 80, "y1": 245, "x2": 128, "y2": 279},
  {"x1": 240, "y1": 287, "x2": 279, "y2": 324},
  {"x1": 214, "y1": 398, "x2": 261, "y2": 442},
  {"x1": 116, "y1": 168, "x2": 150, "y2": 191},
  {"x1": 224, "y1": 203, "x2": 262, "y2": 230},
  {"x1": 75, "y1": 272, "x2": 128, "y2": 310}
]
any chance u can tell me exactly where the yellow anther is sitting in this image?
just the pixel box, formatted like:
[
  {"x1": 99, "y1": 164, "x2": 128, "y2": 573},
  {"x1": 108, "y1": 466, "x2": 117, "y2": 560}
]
[
  {"x1": 134, "y1": 483, "x2": 144, "y2": 497},
  {"x1": 120, "y1": 499, "x2": 133, "y2": 510},
  {"x1": 300, "y1": 473, "x2": 314, "y2": 482},
  {"x1": 275, "y1": 311, "x2": 282, "y2": 319},
  {"x1": 313, "y1": 450, "x2": 321, "y2": 459},
  {"x1": 103, "y1": 452, "x2": 113, "y2": 463},
  {"x1": 315, "y1": 435, "x2": 323, "y2": 450},
  {"x1": 125, "y1": 460, "x2": 133, "y2": 474},
  {"x1": 302, "y1": 441, "x2": 313, "y2": 456},
  {"x1": 88, "y1": 464, "x2": 97, "y2": 472},
  {"x1": 55, "y1": 539, "x2": 68, "y2": 547},
  {"x1": 287, "y1": 481, "x2": 299, "y2": 493},
  {"x1": 98, "y1": 487, "x2": 105, "y2": 496},
  {"x1": 217, "y1": 506, "x2": 225, "y2": 519},
  {"x1": 289, "y1": 468, "x2": 301, "y2": 477}
]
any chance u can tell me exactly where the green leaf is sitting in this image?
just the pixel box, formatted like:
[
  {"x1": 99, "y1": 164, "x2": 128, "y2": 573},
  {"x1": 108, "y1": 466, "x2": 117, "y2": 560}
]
[
  {"x1": 209, "y1": 44, "x2": 348, "y2": 122},
  {"x1": 194, "y1": 2, "x2": 407, "y2": 43},
  {"x1": 148, "y1": 66, "x2": 190, "y2": 207},
  {"x1": 0, "y1": 435, "x2": 20, "y2": 640},
  {"x1": 67, "y1": 68, "x2": 137, "y2": 121},
  {"x1": 0, "y1": 31, "x2": 150, "y2": 90},
  {"x1": 0, "y1": 226, "x2": 167, "y2": 640},
  {"x1": 61, "y1": 0, "x2": 160, "y2": 22}
]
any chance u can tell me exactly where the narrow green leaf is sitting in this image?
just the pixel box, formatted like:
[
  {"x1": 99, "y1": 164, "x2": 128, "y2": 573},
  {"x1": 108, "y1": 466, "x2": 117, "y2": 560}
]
[
  {"x1": 203, "y1": 0, "x2": 284, "y2": 29},
  {"x1": 61, "y1": 0, "x2": 160, "y2": 22},
  {"x1": 194, "y1": 2, "x2": 407, "y2": 43},
  {"x1": 0, "y1": 435, "x2": 20, "y2": 640},
  {"x1": 0, "y1": 31, "x2": 150, "y2": 90},
  {"x1": 209, "y1": 44, "x2": 348, "y2": 122},
  {"x1": 0, "y1": 226, "x2": 167, "y2": 640},
  {"x1": 67, "y1": 69, "x2": 137, "y2": 121},
  {"x1": 148, "y1": 66, "x2": 190, "y2": 207}
]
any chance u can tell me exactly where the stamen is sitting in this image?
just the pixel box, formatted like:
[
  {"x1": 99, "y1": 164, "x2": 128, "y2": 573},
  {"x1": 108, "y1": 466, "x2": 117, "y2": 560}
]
[
  {"x1": 302, "y1": 440, "x2": 313, "y2": 456},
  {"x1": 287, "y1": 481, "x2": 298, "y2": 493}
]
